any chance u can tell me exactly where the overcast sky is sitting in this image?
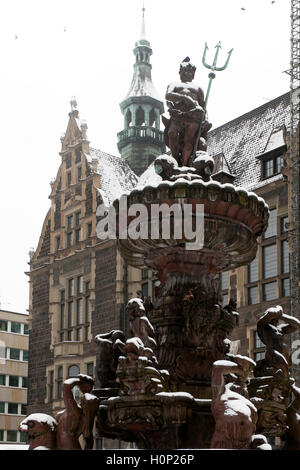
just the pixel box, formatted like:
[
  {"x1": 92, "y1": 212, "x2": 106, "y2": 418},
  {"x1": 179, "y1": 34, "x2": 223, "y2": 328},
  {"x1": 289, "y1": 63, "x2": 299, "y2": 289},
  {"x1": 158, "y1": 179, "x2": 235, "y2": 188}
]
[{"x1": 0, "y1": 0, "x2": 290, "y2": 313}]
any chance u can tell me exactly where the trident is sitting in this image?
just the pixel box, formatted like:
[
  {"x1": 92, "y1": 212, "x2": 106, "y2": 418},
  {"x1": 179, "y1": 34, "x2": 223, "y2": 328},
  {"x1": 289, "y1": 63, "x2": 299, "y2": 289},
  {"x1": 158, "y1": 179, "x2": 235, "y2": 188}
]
[{"x1": 193, "y1": 41, "x2": 233, "y2": 156}]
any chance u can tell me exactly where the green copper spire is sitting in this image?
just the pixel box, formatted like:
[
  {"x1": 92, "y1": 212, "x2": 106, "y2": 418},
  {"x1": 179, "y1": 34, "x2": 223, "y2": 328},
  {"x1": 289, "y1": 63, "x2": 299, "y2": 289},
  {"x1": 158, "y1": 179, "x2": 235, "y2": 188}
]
[{"x1": 117, "y1": 4, "x2": 165, "y2": 176}]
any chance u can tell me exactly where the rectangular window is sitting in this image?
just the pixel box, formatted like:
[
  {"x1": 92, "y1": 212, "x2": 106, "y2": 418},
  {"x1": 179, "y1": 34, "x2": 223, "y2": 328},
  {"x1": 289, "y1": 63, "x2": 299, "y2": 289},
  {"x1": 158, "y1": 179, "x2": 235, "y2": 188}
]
[
  {"x1": 281, "y1": 216, "x2": 288, "y2": 234},
  {"x1": 142, "y1": 269, "x2": 148, "y2": 280},
  {"x1": 87, "y1": 363, "x2": 94, "y2": 377},
  {"x1": 86, "y1": 296, "x2": 91, "y2": 322},
  {"x1": 68, "y1": 279, "x2": 74, "y2": 297},
  {"x1": 263, "y1": 281, "x2": 277, "y2": 301},
  {"x1": 87, "y1": 223, "x2": 92, "y2": 237},
  {"x1": 222, "y1": 293, "x2": 228, "y2": 307},
  {"x1": 254, "y1": 351, "x2": 266, "y2": 361},
  {"x1": 76, "y1": 328, "x2": 82, "y2": 341},
  {"x1": 49, "y1": 371, "x2": 54, "y2": 402},
  {"x1": 220, "y1": 271, "x2": 229, "y2": 291},
  {"x1": 21, "y1": 404, "x2": 27, "y2": 415},
  {"x1": 7, "y1": 431, "x2": 17, "y2": 442},
  {"x1": 10, "y1": 348, "x2": 20, "y2": 360},
  {"x1": 248, "y1": 286, "x2": 258, "y2": 305},
  {"x1": 67, "y1": 330, "x2": 73, "y2": 341},
  {"x1": 8, "y1": 403, "x2": 18, "y2": 414},
  {"x1": 9, "y1": 376, "x2": 19, "y2": 387},
  {"x1": 67, "y1": 231, "x2": 73, "y2": 247},
  {"x1": 85, "y1": 326, "x2": 89, "y2": 342},
  {"x1": 0, "y1": 375, "x2": 5, "y2": 386},
  {"x1": 22, "y1": 350, "x2": 29, "y2": 362},
  {"x1": 0, "y1": 402, "x2": 4, "y2": 413},
  {"x1": 0, "y1": 430, "x2": 4, "y2": 441},
  {"x1": 77, "y1": 298, "x2": 83, "y2": 324},
  {"x1": 282, "y1": 278, "x2": 290, "y2": 297},
  {"x1": 11, "y1": 322, "x2": 21, "y2": 334},
  {"x1": 85, "y1": 281, "x2": 90, "y2": 293},
  {"x1": 281, "y1": 240, "x2": 289, "y2": 274},
  {"x1": 263, "y1": 209, "x2": 277, "y2": 239},
  {"x1": 22, "y1": 377, "x2": 28, "y2": 388},
  {"x1": 77, "y1": 166, "x2": 82, "y2": 181},
  {"x1": 263, "y1": 159, "x2": 274, "y2": 178},
  {"x1": 55, "y1": 236, "x2": 61, "y2": 250},
  {"x1": 20, "y1": 432, "x2": 26, "y2": 443},
  {"x1": 263, "y1": 244, "x2": 277, "y2": 278},
  {"x1": 254, "y1": 331, "x2": 265, "y2": 349},
  {"x1": 77, "y1": 276, "x2": 83, "y2": 294},
  {"x1": 75, "y1": 212, "x2": 81, "y2": 227},
  {"x1": 75, "y1": 228, "x2": 81, "y2": 243},
  {"x1": 67, "y1": 172, "x2": 72, "y2": 186},
  {"x1": 248, "y1": 255, "x2": 258, "y2": 283},
  {"x1": 60, "y1": 289, "x2": 65, "y2": 302},
  {"x1": 60, "y1": 332, "x2": 64, "y2": 342},
  {"x1": 0, "y1": 320, "x2": 7, "y2": 331},
  {"x1": 142, "y1": 282, "x2": 148, "y2": 298},
  {"x1": 0, "y1": 345, "x2": 6, "y2": 359},
  {"x1": 23, "y1": 324, "x2": 29, "y2": 335},
  {"x1": 67, "y1": 215, "x2": 74, "y2": 230},
  {"x1": 275, "y1": 155, "x2": 284, "y2": 174},
  {"x1": 60, "y1": 303, "x2": 65, "y2": 329},
  {"x1": 68, "y1": 302, "x2": 74, "y2": 327}
]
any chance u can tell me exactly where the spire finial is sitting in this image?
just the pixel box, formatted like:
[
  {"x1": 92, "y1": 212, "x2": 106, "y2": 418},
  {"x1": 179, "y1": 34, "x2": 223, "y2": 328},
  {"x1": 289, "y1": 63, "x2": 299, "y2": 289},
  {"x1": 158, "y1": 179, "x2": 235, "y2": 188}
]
[{"x1": 140, "y1": 2, "x2": 146, "y2": 39}]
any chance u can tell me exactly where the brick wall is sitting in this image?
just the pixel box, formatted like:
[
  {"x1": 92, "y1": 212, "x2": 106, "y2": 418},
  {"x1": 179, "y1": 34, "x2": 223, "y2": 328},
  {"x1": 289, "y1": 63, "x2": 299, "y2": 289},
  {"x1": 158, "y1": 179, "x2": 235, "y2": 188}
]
[{"x1": 28, "y1": 270, "x2": 53, "y2": 414}]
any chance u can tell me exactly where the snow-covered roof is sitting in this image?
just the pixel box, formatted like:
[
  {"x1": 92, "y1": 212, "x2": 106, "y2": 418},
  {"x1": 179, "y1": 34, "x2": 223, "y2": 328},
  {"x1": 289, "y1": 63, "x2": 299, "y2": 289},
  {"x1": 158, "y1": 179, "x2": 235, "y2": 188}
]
[
  {"x1": 207, "y1": 92, "x2": 290, "y2": 189},
  {"x1": 89, "y1": 148, "x2": 138, "y2": 205}
]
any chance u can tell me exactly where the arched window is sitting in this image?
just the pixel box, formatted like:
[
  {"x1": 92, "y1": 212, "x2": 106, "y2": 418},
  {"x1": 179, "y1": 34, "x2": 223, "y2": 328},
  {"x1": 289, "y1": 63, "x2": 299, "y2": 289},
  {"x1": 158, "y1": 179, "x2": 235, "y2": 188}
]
[
  {"x1": 68, "y1": 364, "x2": 80, "y2": 377},
  {"x1": 126, "y1": 109, "x2": 132, "y2": 128},
  {"x1": 136, "y1": 107, "x2": 145, "y2": 126},
  {"x1": 149, "y1": 109, "x2": 156, "y2": 127}
]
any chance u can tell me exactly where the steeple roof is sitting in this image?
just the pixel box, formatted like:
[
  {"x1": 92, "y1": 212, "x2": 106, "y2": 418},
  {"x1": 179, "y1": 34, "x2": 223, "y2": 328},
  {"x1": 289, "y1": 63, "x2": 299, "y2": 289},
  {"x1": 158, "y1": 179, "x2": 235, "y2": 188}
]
[{"x1": 122, "y1": 6, "x2": 161, "y2": 103}]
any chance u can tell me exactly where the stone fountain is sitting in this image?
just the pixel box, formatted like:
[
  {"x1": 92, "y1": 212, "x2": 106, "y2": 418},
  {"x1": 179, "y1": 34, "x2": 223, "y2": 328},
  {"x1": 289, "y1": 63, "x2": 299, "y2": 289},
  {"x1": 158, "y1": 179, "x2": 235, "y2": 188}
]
[
  {"x1": 94, "y1": 57, "x2": 270, "y2": 450},
  {"x1": 21, "y1": 57, "x2": 300, "y2": 451}
]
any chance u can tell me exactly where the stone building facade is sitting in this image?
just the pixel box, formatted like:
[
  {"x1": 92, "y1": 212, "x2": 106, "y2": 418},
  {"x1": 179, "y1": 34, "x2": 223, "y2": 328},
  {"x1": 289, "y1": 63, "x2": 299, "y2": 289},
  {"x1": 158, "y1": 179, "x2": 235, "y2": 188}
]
[{"x1": 0, "y1": 310, "x2": 29, "y2": 445}]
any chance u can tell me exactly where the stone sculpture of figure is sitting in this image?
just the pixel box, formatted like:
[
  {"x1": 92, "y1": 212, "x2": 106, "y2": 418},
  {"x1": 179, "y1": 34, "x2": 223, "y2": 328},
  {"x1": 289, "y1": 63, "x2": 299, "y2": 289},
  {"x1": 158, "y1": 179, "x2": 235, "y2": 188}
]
[
  {"x1": 55, "y1": 374, "x2": 99, "y2": 450},
  {"x1": 256, "y1": 305, "x2": 300, "y2": 377},
  {"x1": 127, "y1": 298, "x2": 157, "y2": 353},
  {"x1": 283, "y1": 384, "x2": 300, "y2": 450},
  {"x1": 94, "y1": 329, "x2": 126, "y2": 388},
  {"x1": 19, "y1": 413, "x2": 57, "y2": 450},
  {"x1": 210, "y1": 356, "x2": 258, "y2": 449},
  {"x1": 163, "y1": 57, "x2": 212, "y2": 167}
]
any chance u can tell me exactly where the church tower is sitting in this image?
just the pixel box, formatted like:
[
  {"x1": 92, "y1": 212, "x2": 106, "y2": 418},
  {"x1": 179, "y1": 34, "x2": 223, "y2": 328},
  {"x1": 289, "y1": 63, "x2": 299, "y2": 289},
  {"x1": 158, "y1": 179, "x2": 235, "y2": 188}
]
[{"x1": 117, "y1": 6, "x2": 165, "y2": 176}]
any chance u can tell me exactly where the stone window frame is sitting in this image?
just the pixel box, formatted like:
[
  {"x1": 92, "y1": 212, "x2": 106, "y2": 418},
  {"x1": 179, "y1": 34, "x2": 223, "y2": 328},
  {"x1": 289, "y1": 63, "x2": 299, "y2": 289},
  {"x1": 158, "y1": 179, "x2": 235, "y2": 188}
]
[
  {"x1": 245, "y1": 207, "x2": 289, "y2": 305},
  {"x1": 58, "y1": 274, "x2": 91, "y2": 344}
]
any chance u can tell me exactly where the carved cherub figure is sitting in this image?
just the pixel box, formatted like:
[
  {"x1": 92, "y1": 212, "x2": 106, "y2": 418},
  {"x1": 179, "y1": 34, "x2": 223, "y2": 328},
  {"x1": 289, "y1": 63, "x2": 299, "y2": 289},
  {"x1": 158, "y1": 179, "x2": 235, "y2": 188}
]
[
  {"x1": 55, "y1": 374, "x2": 99, "y2": 450},
  {"x1": 127, "y1": 298, "x2": 157, "y2": 353},
  {"x1": 18, "y1": 413, "x2": 57, "y2": 450},
  {"x1": 256, "y1": 306, "x2": 300, "y2": 377},
  {"x1": 163, "y1": 57, "x2": 212, "y2": 166}
]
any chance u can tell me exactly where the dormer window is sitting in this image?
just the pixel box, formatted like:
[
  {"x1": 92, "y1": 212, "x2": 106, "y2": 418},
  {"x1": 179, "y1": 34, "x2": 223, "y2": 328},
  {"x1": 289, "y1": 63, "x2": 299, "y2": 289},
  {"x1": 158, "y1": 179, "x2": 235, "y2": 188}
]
[{"x1": 263, "y1": 155, "x2": 284, "y2": 179}]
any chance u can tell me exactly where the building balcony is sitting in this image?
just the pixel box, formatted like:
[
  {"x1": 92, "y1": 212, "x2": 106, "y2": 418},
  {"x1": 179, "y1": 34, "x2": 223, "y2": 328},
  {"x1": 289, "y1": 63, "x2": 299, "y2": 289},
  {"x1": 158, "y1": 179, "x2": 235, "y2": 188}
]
[
  {"x1": 53, "y1": 341, "x2": 83, "y2": 358},
  {"x1": 117, "y1": 125, "x2": 165, "y2": 150}
]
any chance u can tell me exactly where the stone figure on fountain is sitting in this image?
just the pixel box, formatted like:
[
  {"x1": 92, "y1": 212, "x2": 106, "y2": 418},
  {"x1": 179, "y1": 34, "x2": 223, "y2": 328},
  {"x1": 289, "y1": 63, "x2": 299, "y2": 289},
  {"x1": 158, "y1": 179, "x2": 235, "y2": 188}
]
[
  {"x1": 55, "y1": 374, "x2": 99, "y2": 450},
  {"x1": 163, "y1": 57, "x2": 212, "y2": 166},
  {"x1": 94, "y1": 329, "x2": 126, "y2": 388},
  {"x1": 249, "y1": 306, "x2": 300, "y2": 440},
  {"x1": 154, "y1": 57, "x2": 214, "y2": 182},
  {"x1": 210, "y1": 355, "x2": 271, "y2": 449}
]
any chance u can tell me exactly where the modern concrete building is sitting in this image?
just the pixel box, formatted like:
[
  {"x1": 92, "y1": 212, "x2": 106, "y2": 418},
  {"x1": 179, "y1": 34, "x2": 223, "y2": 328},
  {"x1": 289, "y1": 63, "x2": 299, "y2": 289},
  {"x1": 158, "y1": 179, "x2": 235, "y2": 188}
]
[{"x1": 0, "y1": 310, "x2": 29, "y2": 445}]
